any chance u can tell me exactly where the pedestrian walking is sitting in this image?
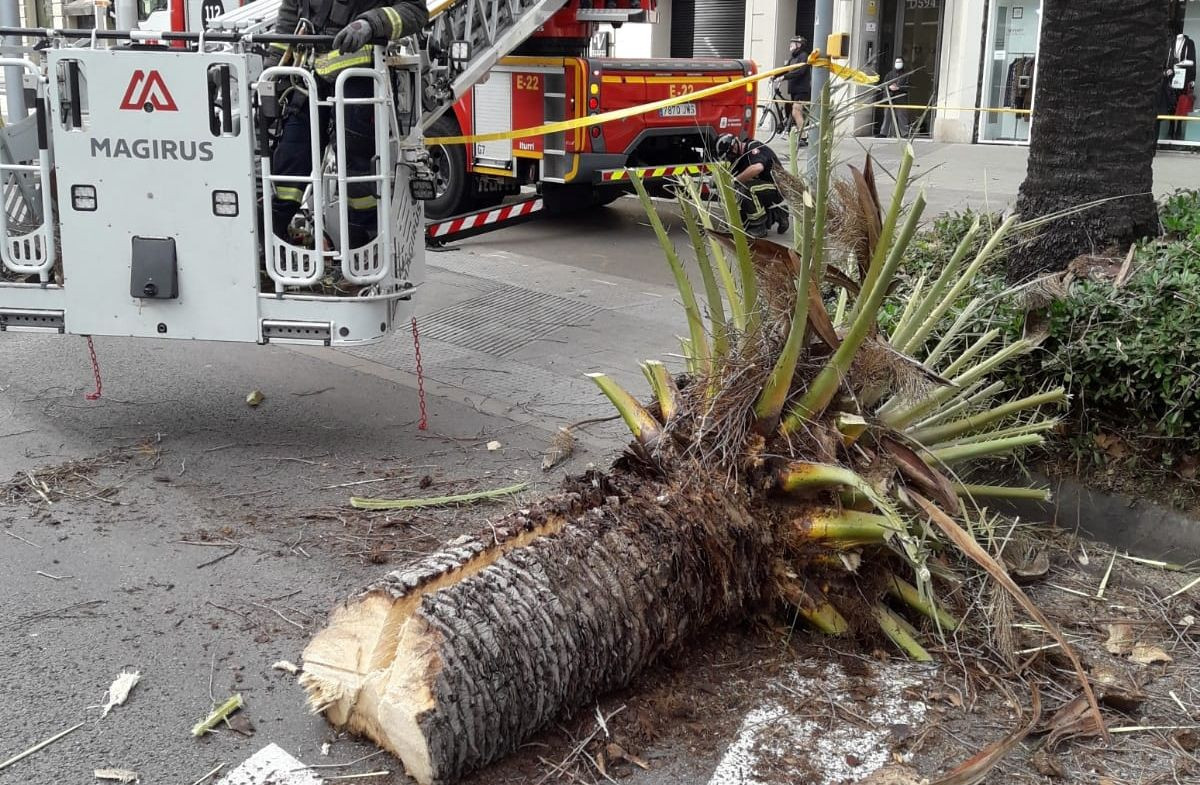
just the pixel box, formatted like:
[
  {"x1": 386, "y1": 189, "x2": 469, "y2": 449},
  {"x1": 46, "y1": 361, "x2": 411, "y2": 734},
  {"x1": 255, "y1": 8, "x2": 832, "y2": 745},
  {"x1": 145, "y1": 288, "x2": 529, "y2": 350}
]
[{"x1": 879, "y1": 57, "x2": 911, "y2": 138}]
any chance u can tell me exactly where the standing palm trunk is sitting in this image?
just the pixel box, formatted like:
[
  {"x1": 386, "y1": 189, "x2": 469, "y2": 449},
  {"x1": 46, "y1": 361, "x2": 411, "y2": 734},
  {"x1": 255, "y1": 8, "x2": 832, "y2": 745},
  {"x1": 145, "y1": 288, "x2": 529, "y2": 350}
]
[{"x1": 1012, "y1": 0, "x2": 1166, "y2": 281}]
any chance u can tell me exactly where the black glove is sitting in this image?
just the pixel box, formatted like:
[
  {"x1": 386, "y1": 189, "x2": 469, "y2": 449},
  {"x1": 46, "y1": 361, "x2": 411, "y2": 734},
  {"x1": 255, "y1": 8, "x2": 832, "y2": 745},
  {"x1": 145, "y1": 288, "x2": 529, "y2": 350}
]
[
  {"x1": 332, "y1": 19, "x2": 373, "y2": 53},
  {"x1": 263, "y1": 46, "x2": 284, "y2": 70}
]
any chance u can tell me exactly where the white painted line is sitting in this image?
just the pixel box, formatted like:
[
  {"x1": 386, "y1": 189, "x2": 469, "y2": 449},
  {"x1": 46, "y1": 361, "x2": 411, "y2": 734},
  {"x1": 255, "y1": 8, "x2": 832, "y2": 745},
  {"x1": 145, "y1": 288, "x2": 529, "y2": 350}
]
[
  {"x1": 706, "y1": 664, "x2": 927, "y2": 785},
  {"x1": 216, "y1": 744, "x2": 320, "y2": 785},
  {"x1": 589, "y1": 278, "x2": 618, "y2": 286}
]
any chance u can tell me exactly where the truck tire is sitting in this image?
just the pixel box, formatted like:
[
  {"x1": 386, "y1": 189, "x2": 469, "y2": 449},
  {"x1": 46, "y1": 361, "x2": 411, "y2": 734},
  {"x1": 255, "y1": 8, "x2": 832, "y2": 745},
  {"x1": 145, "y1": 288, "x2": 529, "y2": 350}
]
[{"x1": 424, "y1": 116, "x2": 470, "y2": 220}]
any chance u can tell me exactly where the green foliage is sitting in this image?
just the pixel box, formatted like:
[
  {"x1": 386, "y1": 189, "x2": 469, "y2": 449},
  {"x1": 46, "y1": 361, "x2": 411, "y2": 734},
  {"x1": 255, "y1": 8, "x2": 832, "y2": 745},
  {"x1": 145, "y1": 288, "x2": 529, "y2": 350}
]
[
  {"x1": 904, "y1": 210, "x2": 1005, "y2": 278},
  {"x1": 1159, "y1": 189, "x2": 1200, "y2": 240},
  {"x1": 879, "y1": 210, "x2": 1017, "y2": 352},
  {"x1": 883, "y1": 204, "x2": 1200, "y2": 460},
  {"x1": 1039, "y1": 236, "x2": 1200, "y2": 450}
]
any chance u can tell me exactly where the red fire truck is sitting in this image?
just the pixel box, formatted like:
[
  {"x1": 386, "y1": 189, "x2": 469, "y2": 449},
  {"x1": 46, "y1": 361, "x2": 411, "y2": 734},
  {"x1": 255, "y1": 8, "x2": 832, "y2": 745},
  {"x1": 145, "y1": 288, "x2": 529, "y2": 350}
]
[
  {"x1": 143, "y1": 0, "x2": 756, "y2": 219},
  {"x1": 425, "y1": 1, "x2": 755, "y2": 218},
  {"x1": 429, "y1": 53, "x2": 755, "y2": 218}
]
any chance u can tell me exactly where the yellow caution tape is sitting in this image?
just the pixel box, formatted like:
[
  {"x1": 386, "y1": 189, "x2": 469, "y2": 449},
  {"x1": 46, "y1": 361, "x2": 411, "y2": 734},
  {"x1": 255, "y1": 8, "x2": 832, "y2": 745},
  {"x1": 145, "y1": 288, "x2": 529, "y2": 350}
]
[
  {"x1": 763, "y1": 97, "x2": 1033, "y2": 115},
  {"x1": 807, "y1": 49, "x2": 879, "y2": 85},
  {"x1": 425, "y1": 56, "x2": 878, "y2": 146},
  {"x1": 760, "y1": 96, "x2": 1200, "y2": 123}
]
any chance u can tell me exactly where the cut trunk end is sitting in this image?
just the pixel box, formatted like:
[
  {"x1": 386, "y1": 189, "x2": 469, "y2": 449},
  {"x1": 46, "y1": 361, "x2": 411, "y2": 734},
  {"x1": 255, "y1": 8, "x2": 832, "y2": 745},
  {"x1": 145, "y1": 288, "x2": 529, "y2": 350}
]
[{"x1": 301, "y1": 482, "x2": 775, "y2": 784}]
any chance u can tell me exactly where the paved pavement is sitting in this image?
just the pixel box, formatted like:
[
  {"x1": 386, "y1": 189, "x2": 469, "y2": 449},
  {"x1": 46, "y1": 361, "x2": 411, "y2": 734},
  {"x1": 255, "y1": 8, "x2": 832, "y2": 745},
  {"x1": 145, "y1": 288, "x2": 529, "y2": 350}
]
[{"x1": 1, "y1": 140, "x2": 1198, "y2": 784}]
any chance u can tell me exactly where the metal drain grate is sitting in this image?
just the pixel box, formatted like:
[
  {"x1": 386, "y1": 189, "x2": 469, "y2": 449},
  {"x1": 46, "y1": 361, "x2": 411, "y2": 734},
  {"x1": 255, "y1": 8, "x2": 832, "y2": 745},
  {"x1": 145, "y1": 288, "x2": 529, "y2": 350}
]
[{"x1": 421, "y1": 285, "x2": 601, "y2": 357}]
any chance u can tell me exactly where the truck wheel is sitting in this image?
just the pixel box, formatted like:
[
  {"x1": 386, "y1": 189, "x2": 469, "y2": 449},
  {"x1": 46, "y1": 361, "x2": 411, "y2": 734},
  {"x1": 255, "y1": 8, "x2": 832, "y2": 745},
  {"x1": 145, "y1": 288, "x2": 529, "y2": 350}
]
[{"x1": 424, "y1": 117, "x2": 470, "y2": 220}]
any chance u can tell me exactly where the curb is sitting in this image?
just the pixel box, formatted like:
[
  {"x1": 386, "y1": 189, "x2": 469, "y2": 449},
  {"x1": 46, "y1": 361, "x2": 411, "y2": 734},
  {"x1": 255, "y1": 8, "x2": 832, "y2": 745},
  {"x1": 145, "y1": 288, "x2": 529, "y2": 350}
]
[{"x1": 996, "y1": 474, "x2": 1200, "y2": 563}]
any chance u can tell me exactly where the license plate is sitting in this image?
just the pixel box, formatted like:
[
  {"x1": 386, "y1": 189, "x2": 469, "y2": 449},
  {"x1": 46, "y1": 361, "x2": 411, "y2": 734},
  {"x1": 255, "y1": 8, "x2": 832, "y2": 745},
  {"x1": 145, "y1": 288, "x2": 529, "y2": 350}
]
[{"x1": 660, "y1": 103, "x2": 697, "y2": 118}]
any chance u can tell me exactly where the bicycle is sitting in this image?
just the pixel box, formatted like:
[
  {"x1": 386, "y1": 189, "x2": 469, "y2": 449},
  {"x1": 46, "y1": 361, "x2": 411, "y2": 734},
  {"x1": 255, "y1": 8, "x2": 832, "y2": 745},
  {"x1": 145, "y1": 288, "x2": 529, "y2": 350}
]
[{"x1": 756, "y1": 80, "x2": 811, "y2": 144}]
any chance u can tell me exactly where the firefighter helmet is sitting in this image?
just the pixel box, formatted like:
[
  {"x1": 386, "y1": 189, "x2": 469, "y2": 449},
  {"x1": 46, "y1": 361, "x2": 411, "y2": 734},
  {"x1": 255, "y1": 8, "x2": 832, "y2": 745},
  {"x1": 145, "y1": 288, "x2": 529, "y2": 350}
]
[{"x1": 715, "y1": 133, "x2": 738, "y2": 160}]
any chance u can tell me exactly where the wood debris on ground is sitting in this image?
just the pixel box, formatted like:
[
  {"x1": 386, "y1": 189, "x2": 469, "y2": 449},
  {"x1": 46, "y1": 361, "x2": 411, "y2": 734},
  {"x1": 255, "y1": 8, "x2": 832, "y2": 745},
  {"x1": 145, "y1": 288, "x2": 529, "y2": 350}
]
[
  {"x1": 94, "y1": 768, "x2": 139, "y2": 783},
  {"x1": 541, "y1": 427, "x2": 576, "y2": 472},
  {"x1": 0, "y1": 722, "x2": 84, "y2": 771},
  {"x1": 348, "y1": 481, "x2": 528, "y2": 510},
  {"x1": 101, "y1": 670, "x2": 141, "y2": 717},
  {"x1": 192, "y1": 694, "x2": 244, "y2": 737}
]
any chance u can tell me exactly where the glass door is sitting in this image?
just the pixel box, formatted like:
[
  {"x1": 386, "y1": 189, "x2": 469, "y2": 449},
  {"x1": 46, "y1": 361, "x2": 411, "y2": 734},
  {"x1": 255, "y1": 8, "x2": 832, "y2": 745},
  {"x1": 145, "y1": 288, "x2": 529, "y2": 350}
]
[
  {"x1": 880, "y1": 0, "x2": 945, "y2": 137},
  {"x1": 980, "y1": 2, "x2": 1042, "y2": 144}
]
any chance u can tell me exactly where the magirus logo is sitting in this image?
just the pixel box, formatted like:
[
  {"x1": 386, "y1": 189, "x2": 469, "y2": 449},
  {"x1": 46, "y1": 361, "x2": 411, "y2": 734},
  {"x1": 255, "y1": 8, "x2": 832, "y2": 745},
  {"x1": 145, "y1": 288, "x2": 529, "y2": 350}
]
[
  {"x1": 90, "y1": 137, "x2": 214, "y2": 162},
  {"x1": 119, "y1": 70, "x2": 178, "y2": 112}
]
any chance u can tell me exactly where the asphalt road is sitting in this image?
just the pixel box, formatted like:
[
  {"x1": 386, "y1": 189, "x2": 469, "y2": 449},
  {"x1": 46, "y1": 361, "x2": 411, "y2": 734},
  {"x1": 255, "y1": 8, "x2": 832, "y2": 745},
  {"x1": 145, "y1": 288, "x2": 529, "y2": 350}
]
[{"x1": 2, "y1": 139, "x2": 1200, "y2": 784}]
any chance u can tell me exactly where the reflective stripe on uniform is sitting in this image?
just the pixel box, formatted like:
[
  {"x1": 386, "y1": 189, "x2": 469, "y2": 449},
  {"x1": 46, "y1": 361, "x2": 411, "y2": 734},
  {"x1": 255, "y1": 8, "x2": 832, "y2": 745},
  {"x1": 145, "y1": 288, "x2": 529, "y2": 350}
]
[
  {"x1": 349, "y1": 194, "x2": 378, "y2": 210},
  {"x1": 382, "y1": 6, "x2": 404, "y2": 39},
  {"x1": 744, "y1": 182, "x2": 776, "y2": 221},
  {"x1": 315, "y1": 46, "x2": 374, "y2": 76},
  {"x1": 275, "y1": 186, "x2": 304, "y2": 203}
]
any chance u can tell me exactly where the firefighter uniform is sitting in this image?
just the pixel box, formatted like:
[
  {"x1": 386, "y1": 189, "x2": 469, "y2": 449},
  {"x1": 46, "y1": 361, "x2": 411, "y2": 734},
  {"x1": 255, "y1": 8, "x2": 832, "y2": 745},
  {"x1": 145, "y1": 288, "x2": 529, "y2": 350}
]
[
  {"x1": 730, "y1": 140, "x2": 785, "y2": 235},
  {"x1": 269, "y1": 0, "x2": 428, "y2": 246}
]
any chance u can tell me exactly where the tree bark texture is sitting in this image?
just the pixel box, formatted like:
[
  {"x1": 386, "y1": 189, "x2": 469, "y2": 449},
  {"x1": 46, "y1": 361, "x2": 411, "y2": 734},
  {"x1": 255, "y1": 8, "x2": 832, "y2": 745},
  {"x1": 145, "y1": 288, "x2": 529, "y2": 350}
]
[
  {"x1": 300, "y1": 471, "x2": 776, "y2": 785},
  {"x1": 1012, "y1": 0, "x2": 1167, "y2": 281}
]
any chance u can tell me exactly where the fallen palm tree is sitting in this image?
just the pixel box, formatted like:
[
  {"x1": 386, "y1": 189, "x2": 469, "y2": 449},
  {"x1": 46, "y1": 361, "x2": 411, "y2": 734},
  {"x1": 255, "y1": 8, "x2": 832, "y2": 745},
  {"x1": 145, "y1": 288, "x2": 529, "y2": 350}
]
[{"x1": 300, "y1": 87, "x2": 1095, "y2": 784}]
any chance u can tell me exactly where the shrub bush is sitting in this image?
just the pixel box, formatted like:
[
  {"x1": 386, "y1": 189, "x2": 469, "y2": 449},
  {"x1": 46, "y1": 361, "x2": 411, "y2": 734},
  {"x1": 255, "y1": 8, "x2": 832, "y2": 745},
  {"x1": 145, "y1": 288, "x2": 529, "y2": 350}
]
[
  {"x1": 884, "y1": 202, "x2": 1200, "y2": 460},
  {"x1": 1035, "y1": 236, "x2": 1200, "y2": 453},
  {"x1": 1159, "y1": 189, "x2": 1200, "y2": 240}
]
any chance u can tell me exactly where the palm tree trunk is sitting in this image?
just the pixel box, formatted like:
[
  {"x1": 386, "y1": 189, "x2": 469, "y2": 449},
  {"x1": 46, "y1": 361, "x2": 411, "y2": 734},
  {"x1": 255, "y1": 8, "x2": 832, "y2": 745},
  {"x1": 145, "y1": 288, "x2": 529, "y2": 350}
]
[
  {"x1": 1011, "y1": 0, "x2": 1167, "y2": 281},
  {"x1": 300, "y1": 470, "x2": 775, "y2": 785}
]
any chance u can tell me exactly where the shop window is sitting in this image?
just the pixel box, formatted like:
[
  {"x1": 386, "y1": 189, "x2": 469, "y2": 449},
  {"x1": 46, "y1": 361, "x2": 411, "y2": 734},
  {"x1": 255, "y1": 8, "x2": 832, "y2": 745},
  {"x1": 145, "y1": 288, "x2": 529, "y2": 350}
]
[
  {"x1": 1160, "y1": 0, "x2": 1200, "y2": 145},
  {"x1": 980, "y1": 2, "x2": 1040, "y2": 144}
]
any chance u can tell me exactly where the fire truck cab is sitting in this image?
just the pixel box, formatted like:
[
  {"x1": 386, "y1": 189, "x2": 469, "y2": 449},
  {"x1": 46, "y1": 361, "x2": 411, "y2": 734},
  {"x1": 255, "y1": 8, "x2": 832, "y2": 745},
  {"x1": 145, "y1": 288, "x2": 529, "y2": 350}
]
[{"x1": 429, "y1": 53, "x2": 755, "y2": 218}]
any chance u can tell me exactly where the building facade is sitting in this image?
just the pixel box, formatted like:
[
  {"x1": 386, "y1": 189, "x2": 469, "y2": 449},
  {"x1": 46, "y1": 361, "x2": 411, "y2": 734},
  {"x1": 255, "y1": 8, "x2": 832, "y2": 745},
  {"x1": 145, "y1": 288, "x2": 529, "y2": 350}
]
[{"x1": 615, "y1": 0, "x2": 1199, "y2": 149}]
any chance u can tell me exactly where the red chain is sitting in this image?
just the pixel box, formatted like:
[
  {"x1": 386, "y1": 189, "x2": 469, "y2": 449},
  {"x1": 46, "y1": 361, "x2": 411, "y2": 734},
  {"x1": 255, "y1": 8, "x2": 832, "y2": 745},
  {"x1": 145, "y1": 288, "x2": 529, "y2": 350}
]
[
  {"x1": 411, "y1": 317, "x2": 428, "y2": 431},
  {"x1": 84, "y1": 336, "x2": 102, "y2": 401}
]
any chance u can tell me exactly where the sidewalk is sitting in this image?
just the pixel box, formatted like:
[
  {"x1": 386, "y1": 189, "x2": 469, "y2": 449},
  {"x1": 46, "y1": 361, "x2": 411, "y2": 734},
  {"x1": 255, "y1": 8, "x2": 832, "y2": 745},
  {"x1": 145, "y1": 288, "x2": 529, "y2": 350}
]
[{"x1": 772, "y1": 137, "x2": 1200, "y2": 217}]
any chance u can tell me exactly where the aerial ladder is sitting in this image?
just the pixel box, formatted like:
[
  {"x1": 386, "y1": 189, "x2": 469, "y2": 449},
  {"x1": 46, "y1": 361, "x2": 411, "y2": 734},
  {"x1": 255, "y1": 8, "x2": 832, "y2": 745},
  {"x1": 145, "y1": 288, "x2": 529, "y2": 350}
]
[
  {"x1": 0, "y1": 0, "x2": 596, "y2": 346},
  {"x1": 204, "y1": 0, "x2": 613, "y2": 130}
]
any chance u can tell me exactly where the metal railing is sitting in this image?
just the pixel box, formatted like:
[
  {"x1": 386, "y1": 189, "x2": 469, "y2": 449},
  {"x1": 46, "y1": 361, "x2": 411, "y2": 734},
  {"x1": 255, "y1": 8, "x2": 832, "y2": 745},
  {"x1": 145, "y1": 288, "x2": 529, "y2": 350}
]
[
  {"x1": 259, "y1": 52, "x2": 398, "y2": 290},
  {"x1": 0, "y1": 58, "x2": 53, "y2": 283}
]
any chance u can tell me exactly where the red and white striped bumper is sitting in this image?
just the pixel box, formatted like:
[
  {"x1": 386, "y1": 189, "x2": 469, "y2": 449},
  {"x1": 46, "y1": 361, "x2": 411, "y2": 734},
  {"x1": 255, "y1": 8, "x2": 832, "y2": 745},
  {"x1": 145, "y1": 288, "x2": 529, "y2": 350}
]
[
  {"x1": 597, "y1": 164, "x2": 710, "y2": 183},
  {"x1": 427, "y1": 197, "x2": 545, "y2": 242}
]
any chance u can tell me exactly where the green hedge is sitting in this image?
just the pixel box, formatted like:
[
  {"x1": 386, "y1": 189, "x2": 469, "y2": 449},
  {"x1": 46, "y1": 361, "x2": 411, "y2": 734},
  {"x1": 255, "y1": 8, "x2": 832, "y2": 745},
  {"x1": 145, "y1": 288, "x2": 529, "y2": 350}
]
[
  {"x1": 884, "y1": 194, "x2": 1200, "y2": 458},
  {"x1": 1038, "y1": 231, "x2": 1200, "y2": 450}
]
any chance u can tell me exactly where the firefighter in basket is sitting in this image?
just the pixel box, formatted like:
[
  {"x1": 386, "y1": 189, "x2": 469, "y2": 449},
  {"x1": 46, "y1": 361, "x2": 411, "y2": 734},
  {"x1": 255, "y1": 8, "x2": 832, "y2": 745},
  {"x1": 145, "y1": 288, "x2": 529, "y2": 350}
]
[
  {"x1": 265, "y1": 0, "x2": 428, "y2": 249},
  {"x1": 714, "y1": 133, "x2": 789, "y2": 238}
]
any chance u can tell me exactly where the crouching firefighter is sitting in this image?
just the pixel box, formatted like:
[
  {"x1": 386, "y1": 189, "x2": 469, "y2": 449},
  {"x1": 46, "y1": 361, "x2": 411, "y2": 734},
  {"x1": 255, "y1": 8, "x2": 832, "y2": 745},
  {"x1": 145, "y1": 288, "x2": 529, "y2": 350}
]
[
  {"x1": 266, "y1": 0, "x2": 428, "y2": 248},
  {"x1": 714, "y1": 133, "x2": 789, "y2": 238}
]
